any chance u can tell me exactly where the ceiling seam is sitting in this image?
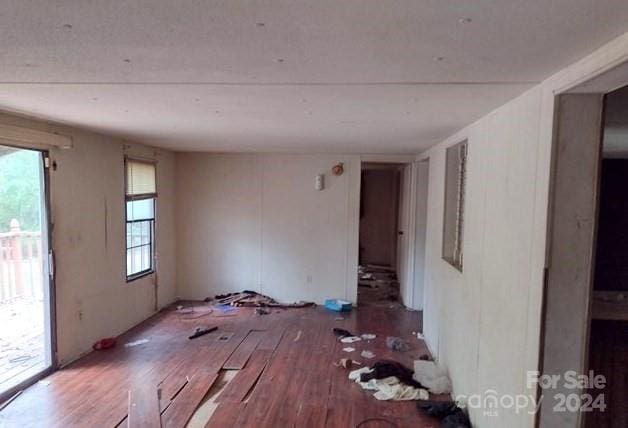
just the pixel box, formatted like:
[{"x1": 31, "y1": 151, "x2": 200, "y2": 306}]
[{"x1": 0, "y1": 81, "x2": 539, "y2": 86}]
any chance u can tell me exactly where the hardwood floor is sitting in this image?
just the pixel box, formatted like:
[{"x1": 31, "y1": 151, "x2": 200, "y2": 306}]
[
  {"x1": 0, "y1": 301, "x2": 440, "y2": 427},
  {"x1": 585, "y1": 320, "x2": 628, "y2": 428}
]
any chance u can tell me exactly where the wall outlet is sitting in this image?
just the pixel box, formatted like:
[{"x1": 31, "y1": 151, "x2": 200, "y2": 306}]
[{"x1": 315, "y1": 174, "x2": 324, "y2": 191}]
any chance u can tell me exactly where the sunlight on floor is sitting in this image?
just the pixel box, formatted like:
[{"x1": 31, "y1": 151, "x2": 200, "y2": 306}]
[{"x1": 0, "y1": 297, "x2": 46, "y2": 395}]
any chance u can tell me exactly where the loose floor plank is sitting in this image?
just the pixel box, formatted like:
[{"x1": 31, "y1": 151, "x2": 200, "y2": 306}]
[
  {"x1": 127, "y1": 384, "x2": 161, "y2": 428},
  {"x1": 217, "y1": 349, "x2": 272, "y2": 403},
  {"x1": 222, "y1": 330, "x2": 265, "y2": 370},
  {"x1": 161, "y1": 371, "x2": 219, "y2": 428},
  {"x1": 257, "y1": 326, "x2": 285, "y2": 352},
  {"x1": 205, "y1": 402, "x2": 246, "y2": 427}
]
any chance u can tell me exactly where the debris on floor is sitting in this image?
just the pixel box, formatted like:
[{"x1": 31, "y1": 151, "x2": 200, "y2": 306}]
[
  {"x1": 217, "y1": 333, "x2": 234, "y2": 342},
  {"x1": 333, "y1": 328, "x2": 354, "y2": 338},
  {"x1": 213, "y1": 290, "x2": 314, "y2": 308},
  {"x1": 92, "y1": 337, "x2": 116, "y2": 350},
  {"x1": 188, "y1": 326, "x2": 217, "y2": 340},
  {"x1": 342, "y1": 347, "x2": 356, "y2": 353},
  {"x1": 212, "y1": 312, "x2": 238, "y2": 318},
  {"x1": 361, "y1": 333, "x2": 376, "y2": 340},
  {"x1": 333, "y1": 358, "x2": 362, "y2": 369},
  {"x1": 340, "y1": 336, "x2": 362, "y2": 343},
  {"x1": 357, "y1": 265, "x2": 401, "y2": 305},
  {"x1": 125, "y1": 338, "x2": 150, "y2": 347},
  {"x1": 360, "y1": 350, "x2": 375, "y2": 359},
  {"x1": 293, "y1": 330, "x2": 302, "y2": 341},
  {"x1": 413, "y1": 360, "x2": 452, "y2": 394},
  {"x1": 255, "y1": 307, "x2": 271, "y2": 315},
  {"x1": 386, "y1": 336, "x2": 409, "y2": 352},
  {"x1": 416, "y1": 400, "x2": 471, "y2": 427},
  {"x1": 215, "y1": 304, "x2": 237, "y2": 313},
  {"x1": 349, "y1": 366, "x2": 429, "y2": 401},
  {"x1": 175, "y1": 305, "x2": 214, "y2": 319},
  {"x1": 324, "y1": 298, "x2": 353, "y2": 312},
  {"x1": 360, "y1": 360, "x2": 423, "y2": 389}
]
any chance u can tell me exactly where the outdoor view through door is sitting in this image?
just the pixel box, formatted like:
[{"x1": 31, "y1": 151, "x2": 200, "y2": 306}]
[{"x1": 0, "y1": 145, "x2": 52, "y2": 398}]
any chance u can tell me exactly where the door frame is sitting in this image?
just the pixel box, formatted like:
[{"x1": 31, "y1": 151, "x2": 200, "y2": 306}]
[
  {"x1": 538, "y1": 61, "x2": 628, "y2": 428},
  {"x1": 358, "y1": 155, "x2": 420, "y2": 308},
  {"x1": 0, "y1": 145, "x2": 57, "y2": 405}
]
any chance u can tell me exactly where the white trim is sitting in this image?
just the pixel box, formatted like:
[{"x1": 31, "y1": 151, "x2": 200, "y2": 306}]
[
  {"x1": 544, "y1": 32, "x2": 628, "y2": 95},
  {"x1": 405, "y1": 161, "x2": 419, "y2": 308},
  {"x1": 0, "y1": 123, "x2": 72, "y2": 150}
]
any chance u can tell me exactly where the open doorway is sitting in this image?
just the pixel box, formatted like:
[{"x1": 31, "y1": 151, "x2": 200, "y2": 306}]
[
  {"x1": 357, "y1": 163, "x2": 404, "y2": 306},
  {"x1": 540, "y1": 62, "x2": 628, "y2": 427},
  {"x1": 0, "y1": 145, "x2": 53, "y2": 401},
  {"x1": 585, "y1": 85, "x2": 628, "y2": 427}
]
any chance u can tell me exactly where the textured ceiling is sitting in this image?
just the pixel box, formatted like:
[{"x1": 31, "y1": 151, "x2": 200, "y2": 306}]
[{"x1": 1, "y1": 0, "x2": 627, "y2": 152}]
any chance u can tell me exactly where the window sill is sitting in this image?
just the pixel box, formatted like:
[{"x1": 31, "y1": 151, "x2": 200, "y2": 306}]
[{"x1": 126, "y1": 270, "x2": 154, "y2": 283}]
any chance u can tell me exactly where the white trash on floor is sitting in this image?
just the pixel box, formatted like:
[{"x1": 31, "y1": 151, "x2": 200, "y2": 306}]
[
  {"x1": 349, "y1": 367, "x2": 429, "y2": 401},
  {"x1": 413, "y1": 360, "x2": 452, "y2": 394}
]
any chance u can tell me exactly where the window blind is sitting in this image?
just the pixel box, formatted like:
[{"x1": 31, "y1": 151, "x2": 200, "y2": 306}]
[{"x1": 125, "y1": 158, "x2": 156, "y2": 200}]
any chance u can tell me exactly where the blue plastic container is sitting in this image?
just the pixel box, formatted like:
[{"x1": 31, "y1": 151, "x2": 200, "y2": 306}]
[{"x1": 324, "y1": 299, "x2": 352, "y2": 312}]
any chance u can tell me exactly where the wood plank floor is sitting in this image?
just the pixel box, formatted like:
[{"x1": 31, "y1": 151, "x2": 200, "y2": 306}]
[
  {"x1": 586, "y1": 319, "x2": 628, "y2": 428},
  {"x1": 0, "y1": 301, "x2": 441, "y2": 427}
]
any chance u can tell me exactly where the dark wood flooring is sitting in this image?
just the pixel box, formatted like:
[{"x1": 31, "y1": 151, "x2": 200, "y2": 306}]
[
  {"x1": 0, "y1": 301, "x2": 440, "y2": 427},
  {"x1": 585, "y1": 319, "x2": 628, "y2": 428}
]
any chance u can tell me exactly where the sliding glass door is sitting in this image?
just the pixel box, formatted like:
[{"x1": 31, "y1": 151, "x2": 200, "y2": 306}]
[{"x1": 0, "y1": 145, "x2": 53, "y2": 400}]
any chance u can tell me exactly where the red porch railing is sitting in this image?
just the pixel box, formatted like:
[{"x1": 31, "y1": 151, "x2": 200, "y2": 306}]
[{"x1": 0, "y1": 219, "x2": 43, "y2": 302}]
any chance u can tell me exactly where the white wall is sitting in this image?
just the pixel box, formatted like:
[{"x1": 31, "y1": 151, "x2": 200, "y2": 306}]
[
  {"x1": 418, "y1": 33, "x2": 628, "y2": 427},
  {"x1": 420, "y1": 88, "x2": 543, "y2": 427},
  {"x1": 0, "y1": 112, "x2": 177, "y2": 365},
  {"x1": 176, "y1": 153, "x2": 360, "y2": 304}
]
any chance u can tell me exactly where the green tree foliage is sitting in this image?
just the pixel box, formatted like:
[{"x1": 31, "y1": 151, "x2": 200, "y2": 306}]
[{"x1": 0, "y1": 149, "x2": 42, "y2": 233}]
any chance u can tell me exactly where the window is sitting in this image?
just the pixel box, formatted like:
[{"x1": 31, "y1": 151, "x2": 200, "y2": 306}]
[
  {"x1": 126, "y1": 199, "x2": 155, "y2": 279},
  {"x1": 442, "y1": 140, "x2": 467, "y2": 271},
  {"x1": 125, "y1": 158, "x2": 157, "y2": 280}
]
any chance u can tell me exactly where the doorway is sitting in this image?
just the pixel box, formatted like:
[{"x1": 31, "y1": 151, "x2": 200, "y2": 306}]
[
  {"x1": 357, "y1": 163, "x2": 403, "y2": 306},
  {"x1": 540, "y1": 62, "x2": 628, "y2": 426},
  {"x1": 0, "y1": 145, "x2": 53, "y2": 401},
  {"x1": 585, "y1": 85, "x2": 628, "y2": 427}
]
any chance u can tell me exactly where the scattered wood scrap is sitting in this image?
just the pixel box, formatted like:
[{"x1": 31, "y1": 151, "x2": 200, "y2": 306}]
[{"x1": 212, "y1": 290, "x2": 315, "y2": 308}]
